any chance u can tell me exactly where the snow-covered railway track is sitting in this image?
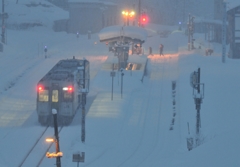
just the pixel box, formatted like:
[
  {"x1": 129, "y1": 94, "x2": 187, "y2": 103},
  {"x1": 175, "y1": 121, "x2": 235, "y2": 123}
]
[
  {"x1": 115, "y1": 55, "x2": 169, "y2": 167},
  {"x1": 18, "y1": 126, "x2": 63, "y2": 167}
]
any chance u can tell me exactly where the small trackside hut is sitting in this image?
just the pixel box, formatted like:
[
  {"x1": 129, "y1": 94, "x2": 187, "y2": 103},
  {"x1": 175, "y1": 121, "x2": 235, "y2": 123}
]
[{"x1": 36, "y1": 57, "x2": 90, "y2": 125}]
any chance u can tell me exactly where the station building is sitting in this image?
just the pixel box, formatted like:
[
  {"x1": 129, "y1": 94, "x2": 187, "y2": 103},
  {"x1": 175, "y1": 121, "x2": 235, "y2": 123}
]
[{"x1": 53, "y1": 0, "x2": 120, "y2": 34}]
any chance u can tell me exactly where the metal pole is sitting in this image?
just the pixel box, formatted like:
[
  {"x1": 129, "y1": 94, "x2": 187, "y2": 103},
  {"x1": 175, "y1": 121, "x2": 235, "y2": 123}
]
[
  {"x1": 52, "y1": 109, "x2": 61, "y2": 167},
  {"x1": 188, "y1": 14, "x2": 191, "y2": 51},
  {"x1": 81, "y1": 104, "x2": 85, "y2": 143},
  {"x1": 222, "y1": 1, "x2": 227, "y2": 63},
  {"x1": 190, "y1": 16, "x2": 195, "y2": 50},
  {"x1": 81, "y1": 60, "x2": 86, "y2": 143},
  {"x1": 138, "y1": 0, "x2": 141, "y2": 27},
  {"x1": 197, "y1": 68, "x2": 200, "y2": 93},
  {"x1": 196, "y1": 99, "x2": 201, "y2": 135},
  {"x1": 196, "y1": 68, "x2": 201, "y2": 135},
  {"x1": 2, "y1": 0, "x2": 5, "y2": 44},
  {"x1": 111, "y1": 75, "x2": 113, "y2": 100},
  {"x1": 121, "y1": 73, "x2": 123, "y2": 98}
]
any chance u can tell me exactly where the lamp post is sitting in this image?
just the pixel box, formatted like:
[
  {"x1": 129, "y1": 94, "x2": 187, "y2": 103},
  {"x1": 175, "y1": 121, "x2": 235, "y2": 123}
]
[
  {"x1": 45, "y1": 109, "x2": 62, "y2": 167},
  {"x1": 1, "y1": 0, "x2": 5, "y2": 44},
  {"x1": 122, "y1": 10, "x2": 135, "y2": 26}
]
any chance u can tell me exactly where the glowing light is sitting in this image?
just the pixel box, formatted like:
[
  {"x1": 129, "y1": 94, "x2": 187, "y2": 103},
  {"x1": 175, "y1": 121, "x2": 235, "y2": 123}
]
[
  {"x1": 63, "y1": 86, "x2": 74, "y2": 92},
  {"x1": 122, "y1": 10, "x2": 135, "y2": 17},
  {"x1": 38, "y1": 85, "x2": 44, "y2": 91},
  {"x1": 141, "y1": 14, "x2": 148, "y2": 24},
  {"x1": 68, "y1": 86, "x2": 73, "y2": 92},
  {"x1": 46, "y1": 152, "x2": 63, "y2": 158},
  {"x1": 46, "y1": 138, "x2": 55, "y2": 142}
]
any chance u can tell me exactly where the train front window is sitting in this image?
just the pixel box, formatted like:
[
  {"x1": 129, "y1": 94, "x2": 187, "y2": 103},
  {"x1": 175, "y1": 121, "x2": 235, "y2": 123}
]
[
  {"x1": 52, "y1": 90, "x2": 58, "y2": 102},
  {"x1": 39, "y1": 90, "x2": 49, "y2": 102},
  {"x1": 63, "y1": 91, "x2": 73, "y2": 101}
]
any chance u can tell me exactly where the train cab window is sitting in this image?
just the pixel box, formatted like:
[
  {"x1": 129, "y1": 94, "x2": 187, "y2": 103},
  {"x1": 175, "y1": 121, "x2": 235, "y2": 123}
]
[
  {"x1": 39, "y1": 90, "x2": 49, "y2": 102},
  {"x1": 52, "y1": 90, "x2": 58, "y2": 102},
  {"x1": 63, "y1": 91, "x2": 73, "y2": 101}
]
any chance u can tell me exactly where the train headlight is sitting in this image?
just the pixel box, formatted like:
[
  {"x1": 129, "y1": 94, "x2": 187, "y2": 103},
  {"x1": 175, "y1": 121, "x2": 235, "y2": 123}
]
[{"x1": 63, "y1": 86, "x2": 74, "y2": 92}]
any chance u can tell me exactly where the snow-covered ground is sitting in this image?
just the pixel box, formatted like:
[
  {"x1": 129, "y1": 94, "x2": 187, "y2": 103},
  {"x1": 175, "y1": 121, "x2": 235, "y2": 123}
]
[{"x1": 0, "y1": 1, "x2": 240, "y2": 167}]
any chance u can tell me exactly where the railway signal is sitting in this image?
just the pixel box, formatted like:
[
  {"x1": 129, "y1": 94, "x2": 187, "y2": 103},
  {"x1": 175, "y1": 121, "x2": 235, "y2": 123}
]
[
  {"x1": 140, "y1": 13, "x2": 148, "y2": 27},
  {"x1": 189, "y1": 68, "x2": 205, "y2": 147}
]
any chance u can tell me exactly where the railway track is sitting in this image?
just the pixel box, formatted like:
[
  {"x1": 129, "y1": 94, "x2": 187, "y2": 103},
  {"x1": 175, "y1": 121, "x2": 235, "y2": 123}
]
[{"x1": 18, "y1": 126, "x2": 63, "y2": 167}]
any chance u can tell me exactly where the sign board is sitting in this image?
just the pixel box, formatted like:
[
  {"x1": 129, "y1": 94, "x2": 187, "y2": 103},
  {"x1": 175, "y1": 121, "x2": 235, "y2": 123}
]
[
  {"x1": 72, "y1": 152, "x2": 85, "y2": 162},
  {"x1": 110, "y1": 71, "x2": 116, "y2": 77}
]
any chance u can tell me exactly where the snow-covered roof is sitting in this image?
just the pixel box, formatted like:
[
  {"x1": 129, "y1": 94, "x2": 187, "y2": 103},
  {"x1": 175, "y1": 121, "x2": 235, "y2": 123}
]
[
  {"x1": 4, "y1": 0, "x2": 69, "y2": 27},
  {"x1": 226, "y1": 0, "x2": 240, "y2": 11},
  {"x1": 68, "y1": 0, "x2": 101, "y2": 2},
  {"x1": 194, "y1": 17, "x2": 222, "y2": 24},
  {"x1": 68, "y1": 0, "x2": 116, "y2": 6},
  {"x1": 98, "y1": 25, "x2": 148, "y2": 43}
]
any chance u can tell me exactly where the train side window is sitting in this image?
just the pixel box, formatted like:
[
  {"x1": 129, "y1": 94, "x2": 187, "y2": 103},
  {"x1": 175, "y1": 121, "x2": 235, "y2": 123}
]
[
  {"x1": 52, "y1": 90, "x2": 58, "y2": 102},
  {"x1": 39, "y1": 90, "x2": 49, "y2": 102}
]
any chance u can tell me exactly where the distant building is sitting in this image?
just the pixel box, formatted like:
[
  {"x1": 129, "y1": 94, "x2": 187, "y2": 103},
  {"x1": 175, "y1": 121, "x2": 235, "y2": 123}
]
[
  {"x1": 214, "y1": 0, "x2": 223, "y2": 20},
  {"x1": 67, "y1": 0, "x2": 120, "y2": 34},
  {"x1": 227, "y1": 4, "x2": 240, "y2": 59},
  {"x1": 194, "y1": 18, "x2": 222, "y2": 43}
]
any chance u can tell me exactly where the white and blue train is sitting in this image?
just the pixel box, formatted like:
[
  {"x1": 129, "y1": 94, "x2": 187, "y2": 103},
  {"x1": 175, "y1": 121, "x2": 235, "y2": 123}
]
[{"x1": 36, "y1": 57, "x2": 90, "y2": 125}]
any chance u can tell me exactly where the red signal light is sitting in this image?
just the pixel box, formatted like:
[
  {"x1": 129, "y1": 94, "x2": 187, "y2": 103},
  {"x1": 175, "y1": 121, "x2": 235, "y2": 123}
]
[
  {"x1": 141, "y1": 14, "x2": 148, "y2": 24},
  {"x1": 38, "y1": 85, "x2": 44, "y2": 91},
  {"x1": 68, "y1": 86, "x2": 73, "y2": 92}
]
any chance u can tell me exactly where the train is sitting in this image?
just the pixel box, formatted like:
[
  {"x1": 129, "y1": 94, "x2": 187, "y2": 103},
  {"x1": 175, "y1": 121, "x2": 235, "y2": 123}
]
[{"x1": 36, "y1": 57, "x2": 90, "y2": 125}]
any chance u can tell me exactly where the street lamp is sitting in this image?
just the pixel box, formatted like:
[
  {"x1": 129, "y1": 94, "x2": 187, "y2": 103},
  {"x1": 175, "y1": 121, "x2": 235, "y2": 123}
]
[
  {"x1": 45, "y1": 109, "x2": 62, "y2": 167},
  {"x1": 122, "y1": 10, "x2": 135, "y2": 26},
  {"x1": 45, "y1": 137, "x2": 63, "y2": 159}
]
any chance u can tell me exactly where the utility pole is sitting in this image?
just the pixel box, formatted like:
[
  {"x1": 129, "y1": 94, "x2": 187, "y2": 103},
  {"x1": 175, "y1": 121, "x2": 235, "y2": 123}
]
[
  {"x1": 1, "y1": 0, "x2": 5, "y2": 44},
  {"x1": 138, "y1": 0, "x2": 141, "y2": 27},
  {"x1": 81, "y1": 59, "x2": 86, "y2": 143},
  {"x1": 120, "y1": 68, "x2": 124, "y2": 99},
  {"x1": 195, "y1": 68, "x2": 201, "y2": 135},
  {"x1": 222, "y1": 1, "x2": 227, "y2": 63},
  {"x1": 52, "y1": 109, "x2": 61, "y2": 167},
  {"x1": 188, "y1": 14, "x2": 191, "y2": 51},
  {"x1": 188, "y1": 14, "x2": 195, "y2": 50}
]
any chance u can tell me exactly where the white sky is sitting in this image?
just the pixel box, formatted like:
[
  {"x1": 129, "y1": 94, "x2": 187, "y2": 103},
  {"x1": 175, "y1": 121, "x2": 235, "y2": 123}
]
[{"x1": 0, "y1": 1, "x2": 240, "y2": 167}]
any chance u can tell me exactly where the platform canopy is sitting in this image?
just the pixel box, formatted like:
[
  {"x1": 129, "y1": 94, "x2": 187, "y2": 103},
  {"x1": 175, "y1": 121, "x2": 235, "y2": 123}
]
[{"x1": 98, "y1": 25, "x2": 147, "y2": 44}]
